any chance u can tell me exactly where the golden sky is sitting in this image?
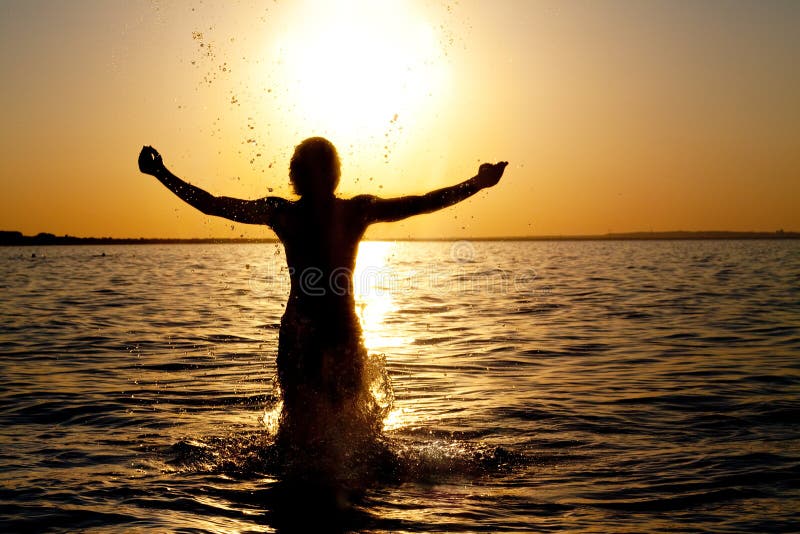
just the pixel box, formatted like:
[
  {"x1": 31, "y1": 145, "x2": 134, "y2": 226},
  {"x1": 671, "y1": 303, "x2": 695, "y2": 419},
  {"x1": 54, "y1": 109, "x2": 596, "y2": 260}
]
[{"x1": 1, "y1": 0, "x2": 798, "y2": 239}]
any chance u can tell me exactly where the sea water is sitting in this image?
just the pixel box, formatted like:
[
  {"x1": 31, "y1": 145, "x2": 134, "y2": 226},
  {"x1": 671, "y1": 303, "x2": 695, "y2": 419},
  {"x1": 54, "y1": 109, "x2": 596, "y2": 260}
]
[{"x1": 1, "y1": 240, "x2": 798, "y2": 532}]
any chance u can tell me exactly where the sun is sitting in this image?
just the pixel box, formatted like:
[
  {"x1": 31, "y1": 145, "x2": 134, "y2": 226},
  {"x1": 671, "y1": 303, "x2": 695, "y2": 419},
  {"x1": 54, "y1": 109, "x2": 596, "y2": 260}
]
[{"x1": 269, "y1": 0, "x2": 449, "y2": 145}]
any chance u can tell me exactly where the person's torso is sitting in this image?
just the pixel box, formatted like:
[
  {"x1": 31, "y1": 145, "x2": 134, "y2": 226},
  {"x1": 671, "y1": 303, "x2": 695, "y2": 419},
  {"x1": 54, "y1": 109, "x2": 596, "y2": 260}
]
[{"x1": 273, "y1": 196, "x2": 368, "y2": 328}]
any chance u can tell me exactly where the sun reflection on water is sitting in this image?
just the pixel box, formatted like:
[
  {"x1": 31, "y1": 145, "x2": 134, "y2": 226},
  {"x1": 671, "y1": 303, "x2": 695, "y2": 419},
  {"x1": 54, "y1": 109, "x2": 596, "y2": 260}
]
[
  {"x1": 354, "y1": 241, "x2": 410, "y2": 351},
  {"x1": 355, "y1": 241, "x2": 422, "y2": 431}
]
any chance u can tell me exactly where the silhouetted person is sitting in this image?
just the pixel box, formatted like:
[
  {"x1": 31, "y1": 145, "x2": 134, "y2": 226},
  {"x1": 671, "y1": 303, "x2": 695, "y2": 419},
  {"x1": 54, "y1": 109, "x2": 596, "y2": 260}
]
[{"x1": 138, "y1": 138, "x2": 506, "y2": 470}]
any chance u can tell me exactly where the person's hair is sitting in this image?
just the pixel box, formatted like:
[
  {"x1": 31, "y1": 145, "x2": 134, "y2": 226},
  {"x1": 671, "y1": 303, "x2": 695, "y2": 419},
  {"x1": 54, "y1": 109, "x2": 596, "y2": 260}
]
[{"x1": 289, "y1": 137, "x2": 341, "y2": 197}]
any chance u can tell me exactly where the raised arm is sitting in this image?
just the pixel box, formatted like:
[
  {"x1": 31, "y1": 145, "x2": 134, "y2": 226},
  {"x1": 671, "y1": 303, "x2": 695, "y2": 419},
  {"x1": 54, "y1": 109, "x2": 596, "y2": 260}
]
[
  {"x1": 138, "y1": 146, "x2": 286, "y2": 226},
  {"x1": 361, "y1": 161, "x2": 508, "y2": 224}
]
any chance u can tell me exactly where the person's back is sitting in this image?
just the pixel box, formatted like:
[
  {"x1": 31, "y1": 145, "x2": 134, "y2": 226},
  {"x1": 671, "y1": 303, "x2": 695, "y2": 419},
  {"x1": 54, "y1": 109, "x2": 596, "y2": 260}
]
[
  {"x1": 138, "y1": 137, "x2": 507, "y2": 474},
  {"x1": 276, "y1": 195, "x2": 366, "y2": 326},
  {"x1": 272, "y1": 194, "x2": 373, "y2": 449}
]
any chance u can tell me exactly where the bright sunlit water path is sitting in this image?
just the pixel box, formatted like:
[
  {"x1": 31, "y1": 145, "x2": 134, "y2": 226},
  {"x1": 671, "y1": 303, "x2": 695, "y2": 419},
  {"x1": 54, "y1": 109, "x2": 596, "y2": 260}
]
[{"x1": 1, "y1": 240, "x2": 799, "y2": 532}]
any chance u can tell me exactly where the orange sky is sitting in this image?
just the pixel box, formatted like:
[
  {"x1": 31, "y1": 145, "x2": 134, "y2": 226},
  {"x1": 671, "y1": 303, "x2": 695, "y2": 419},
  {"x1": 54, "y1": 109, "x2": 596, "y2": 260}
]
[{"x1": 1, "y1": 0, "x2": 798, "y2": 239}]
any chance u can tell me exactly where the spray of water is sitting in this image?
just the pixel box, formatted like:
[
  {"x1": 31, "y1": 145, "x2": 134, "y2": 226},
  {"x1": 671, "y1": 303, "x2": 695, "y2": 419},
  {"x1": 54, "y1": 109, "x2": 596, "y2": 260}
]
[{"x1": 271, "y1": 343, "x2": 396, "y2": 486}]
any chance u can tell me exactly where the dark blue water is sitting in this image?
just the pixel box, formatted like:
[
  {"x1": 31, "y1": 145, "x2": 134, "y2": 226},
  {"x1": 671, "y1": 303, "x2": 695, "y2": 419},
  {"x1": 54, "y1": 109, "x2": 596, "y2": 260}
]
[{"x1": 1, "y1": 240, "x2": 798, "y2": 532}]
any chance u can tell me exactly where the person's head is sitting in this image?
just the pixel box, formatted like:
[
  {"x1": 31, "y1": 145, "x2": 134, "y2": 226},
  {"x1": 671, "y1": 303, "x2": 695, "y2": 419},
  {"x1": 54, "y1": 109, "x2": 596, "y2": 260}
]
[{"x1": 289, "y1": 137, "x2": 341, "y2": 197}]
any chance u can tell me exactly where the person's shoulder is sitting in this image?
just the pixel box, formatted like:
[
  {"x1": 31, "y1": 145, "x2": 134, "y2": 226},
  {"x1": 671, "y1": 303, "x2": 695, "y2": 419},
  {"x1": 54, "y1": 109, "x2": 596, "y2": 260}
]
[
  {"x1": 339, "y1": 195, "x2": 379, "y2": 222},
  {"x1": 347, "y1": 194, "x2": 379, "y2": 205},
  {"x1": 260, "y1": 196, "x2": 294, "y2": 209},
  {"x1": 255, "y1": 196, "x2": 294, "y2": 228},
  {"x1": 344, "y1": 194, "x2": 383, "y2": 212}
]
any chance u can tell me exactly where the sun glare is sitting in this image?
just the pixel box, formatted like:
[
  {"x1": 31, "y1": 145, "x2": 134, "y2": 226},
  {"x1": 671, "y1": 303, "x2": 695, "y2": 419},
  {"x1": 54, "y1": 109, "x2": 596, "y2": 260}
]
[{"x1": 270, "y1": 0, "x2": 449, "y2": 145}]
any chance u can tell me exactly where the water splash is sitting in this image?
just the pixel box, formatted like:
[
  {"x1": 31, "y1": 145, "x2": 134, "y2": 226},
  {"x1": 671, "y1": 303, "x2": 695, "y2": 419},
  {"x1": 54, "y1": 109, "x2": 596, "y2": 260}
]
[{"x1": 273, "y1": 348, "x2": 397, "y2": 486}]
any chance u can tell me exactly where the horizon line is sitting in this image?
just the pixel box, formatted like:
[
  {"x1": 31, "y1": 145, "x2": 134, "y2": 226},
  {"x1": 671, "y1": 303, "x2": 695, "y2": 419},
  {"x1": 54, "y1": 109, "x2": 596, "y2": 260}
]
[{"x1": 2, "y1": 229, "x2": 799, "y2": 245}]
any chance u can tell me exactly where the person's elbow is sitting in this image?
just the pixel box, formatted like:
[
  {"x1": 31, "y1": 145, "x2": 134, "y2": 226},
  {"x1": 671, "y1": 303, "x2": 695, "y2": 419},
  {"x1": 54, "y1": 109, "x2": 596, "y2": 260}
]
[
  {"x1": 385, "y1": 197, "x2": 431, "y2": 222},
  {"x1": 195, "y1": 195, "x2": 223, "y2": 217}
]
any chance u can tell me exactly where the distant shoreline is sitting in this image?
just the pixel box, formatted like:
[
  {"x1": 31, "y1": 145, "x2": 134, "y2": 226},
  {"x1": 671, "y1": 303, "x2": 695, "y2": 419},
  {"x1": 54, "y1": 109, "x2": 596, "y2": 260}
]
[{"x1": 1, "y1": 230, "x2": 798, "y2": 246}]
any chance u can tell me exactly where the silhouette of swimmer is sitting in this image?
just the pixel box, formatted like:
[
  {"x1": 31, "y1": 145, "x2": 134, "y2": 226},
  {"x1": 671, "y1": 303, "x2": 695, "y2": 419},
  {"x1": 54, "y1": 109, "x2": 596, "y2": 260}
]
[{"x1": 138, "y1": 138, "x2": 506, "y2": 472}]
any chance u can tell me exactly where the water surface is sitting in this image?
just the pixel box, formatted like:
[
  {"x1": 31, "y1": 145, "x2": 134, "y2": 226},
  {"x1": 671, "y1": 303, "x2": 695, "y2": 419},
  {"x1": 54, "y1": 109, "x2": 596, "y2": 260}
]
[{"x1": 1, "y1": 240, "x2": 798, "y2": 532}]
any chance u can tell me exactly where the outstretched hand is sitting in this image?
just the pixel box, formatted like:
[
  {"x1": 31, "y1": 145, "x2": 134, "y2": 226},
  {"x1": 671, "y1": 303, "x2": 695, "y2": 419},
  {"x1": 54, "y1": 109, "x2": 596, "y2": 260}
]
[
  {"x1": 475, "y1": 161, "x2": 508, "y2": 189},
  {"x1": 138, "y1": 146, "x2": 165, "y2": 176}
]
